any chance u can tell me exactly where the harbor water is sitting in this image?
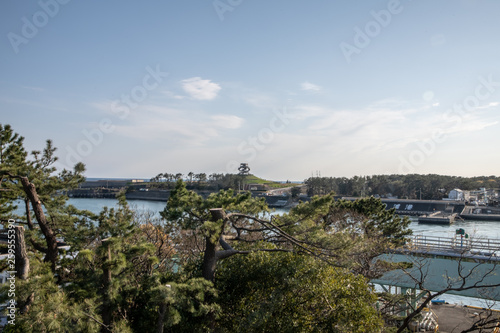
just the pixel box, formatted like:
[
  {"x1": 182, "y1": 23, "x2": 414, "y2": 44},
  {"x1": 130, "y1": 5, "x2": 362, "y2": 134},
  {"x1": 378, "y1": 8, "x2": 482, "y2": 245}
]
[{"x1": 56, "y1": 198, "x2": 500, "y2": 239}]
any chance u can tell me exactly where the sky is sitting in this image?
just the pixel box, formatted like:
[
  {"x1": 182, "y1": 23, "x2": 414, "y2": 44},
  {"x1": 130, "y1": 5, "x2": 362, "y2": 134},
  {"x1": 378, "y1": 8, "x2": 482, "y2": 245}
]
[{"x1": 1, "y1": 0, "x2": 499, "y2": 181}]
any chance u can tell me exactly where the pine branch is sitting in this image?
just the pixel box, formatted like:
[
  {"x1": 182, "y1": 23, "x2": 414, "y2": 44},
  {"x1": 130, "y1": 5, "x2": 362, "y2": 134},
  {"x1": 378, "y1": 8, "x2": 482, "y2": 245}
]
[
  {"x1": 83, "y1": 313, "x2": 110, "y2": 330},
  {"x1": 30, "y1": 237, "x2": 48, "y2": 253}
]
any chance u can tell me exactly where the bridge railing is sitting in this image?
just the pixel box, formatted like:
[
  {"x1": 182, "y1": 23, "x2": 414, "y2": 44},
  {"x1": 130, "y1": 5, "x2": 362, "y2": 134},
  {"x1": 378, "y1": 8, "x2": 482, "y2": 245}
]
[{"x1": 405, "y1": 234, "x2": 500, "y2": 257}]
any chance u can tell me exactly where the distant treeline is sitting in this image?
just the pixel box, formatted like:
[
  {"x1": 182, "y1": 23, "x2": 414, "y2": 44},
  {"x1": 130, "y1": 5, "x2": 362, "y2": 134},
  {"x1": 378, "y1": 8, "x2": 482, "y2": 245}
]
[
  {"x1": 305, "y1": 174, "x2": 500, "y2": 199},
  {"x1": 148, "y1": 172, "x2": 245, "y2": 191}
]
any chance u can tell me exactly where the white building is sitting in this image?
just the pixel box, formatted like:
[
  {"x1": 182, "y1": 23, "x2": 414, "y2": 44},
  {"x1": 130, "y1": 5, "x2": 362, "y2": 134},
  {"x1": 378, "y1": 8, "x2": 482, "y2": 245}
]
[{"x1": 448, "y1": 189, "x2": 466, "y2": 201}]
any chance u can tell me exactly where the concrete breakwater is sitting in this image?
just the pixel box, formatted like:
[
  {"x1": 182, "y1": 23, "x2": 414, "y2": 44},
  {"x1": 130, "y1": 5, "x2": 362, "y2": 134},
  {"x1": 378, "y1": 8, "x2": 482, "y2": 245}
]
[
  {"x1": 460, "y1": 206, "x2": 500, "y2": 221},
  {"x1": 68, "y1": 187, "x2": 293, "y2": 207},
  {"x1": 380, "y1": 199, "x2": 465, "y2": 216},
  {"x1": 68, "y1": 187, "x2": 171, "y2": 200},
  {"x1": 380, "y1": 199, "x2": 500, "y2": 221},
  {"x1": 124, "y1": 190, "x2": 294, "y2": 208},
  {"x1": 341, "y1": 197, "x2": 465, "y2": 216},
  {"x1": 68, "y1": 187, "x2": 121, "y2": 199},
  {"x1": 125, "y1": 190, "x2": 170, "y2": 201}
]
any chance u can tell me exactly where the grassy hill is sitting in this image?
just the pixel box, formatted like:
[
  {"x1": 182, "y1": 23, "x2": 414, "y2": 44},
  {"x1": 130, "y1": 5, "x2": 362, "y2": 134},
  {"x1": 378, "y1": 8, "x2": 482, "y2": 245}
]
[{"x1": 244, "y1": 174, "x2": 300, "y2": 189}]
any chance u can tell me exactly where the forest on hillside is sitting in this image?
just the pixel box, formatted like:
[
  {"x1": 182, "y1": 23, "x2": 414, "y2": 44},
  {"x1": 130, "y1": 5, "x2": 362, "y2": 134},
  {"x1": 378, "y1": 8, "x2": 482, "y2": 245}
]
[
  {"x1": 148, "y1": 171, "x2": 500, "y2": 201},
  {"x1": 305, "y1": 174, "x2": 500, "y2": 199}
]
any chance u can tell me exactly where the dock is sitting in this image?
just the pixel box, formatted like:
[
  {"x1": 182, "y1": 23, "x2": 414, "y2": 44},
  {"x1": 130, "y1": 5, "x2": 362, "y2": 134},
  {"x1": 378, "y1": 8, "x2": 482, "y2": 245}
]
[
  {"x1": 460, "y1": 206, "x2": 500, "y2": 221},
  {"x1": 341, "y1": 197, "x2": 466, "y2": 217},
  {"x1": 418, "y1": 211, "x2": 457, "y2": 224},
  {"x1": 427, "y1": 303, "x2": 500, "y2": 333}
]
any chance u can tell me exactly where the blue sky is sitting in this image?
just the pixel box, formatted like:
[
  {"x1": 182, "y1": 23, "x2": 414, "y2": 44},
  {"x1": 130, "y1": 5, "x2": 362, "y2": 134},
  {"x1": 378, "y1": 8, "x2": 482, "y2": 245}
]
[{"x1": 1, "y1": 0, "x2": 499, "y2": 181}]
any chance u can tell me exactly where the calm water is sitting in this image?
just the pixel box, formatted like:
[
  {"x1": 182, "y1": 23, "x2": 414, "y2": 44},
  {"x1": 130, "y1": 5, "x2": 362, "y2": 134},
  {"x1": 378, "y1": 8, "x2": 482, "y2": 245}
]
[
  {"x1": 65, "y1": 198, "x2": 500, "y2": 239},
  {"x1": 13, "y1": 198, "x2": 500, "y2": 308},
  {"x1": 67, "y1": 198, "x2": 168, "y2": 216}
]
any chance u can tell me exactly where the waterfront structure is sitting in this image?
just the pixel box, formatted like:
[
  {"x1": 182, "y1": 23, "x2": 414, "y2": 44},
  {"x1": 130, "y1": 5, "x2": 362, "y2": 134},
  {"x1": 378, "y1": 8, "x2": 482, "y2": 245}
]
[
  {"x1": 418, "y1": 211, "x2": 457, "y2": 224},
  {"x1": 448, "y1": 189, "x2": 467, "y2": 201},
  {"x1": 460, "y1": 206, "x2": 500, "y2": 221}
]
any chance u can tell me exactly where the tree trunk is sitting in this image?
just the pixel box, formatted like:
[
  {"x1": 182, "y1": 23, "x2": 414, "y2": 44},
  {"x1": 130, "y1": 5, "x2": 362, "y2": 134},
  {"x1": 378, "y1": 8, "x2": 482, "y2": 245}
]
[
  {"x1": 156, "y1": 302, "x2": 167, "y2": 333},
  {"x1": 24, "y1": 198, "x2": 34, "y2": 230},
  {"x1": 19, "y1": 292, "x2": 34, "y2": 314},
  {"x1": 101, "y1": 239, "x2": 112, "y2": 333},
  {"x1": 202, "y1": 235, "x2": 217, "y2": 282},
  {"x1": 14, "y1": 226, "x2": 29, "y2": 280},
  {"x1": 202, "y1": 209, "x2": 226, "y2": 282},
  {"x1": 202, "y1": 209, "x2": 226, "y2": 330},
  {"x1": 19, "y1": 176, "x2": 58, "y2": 272}
]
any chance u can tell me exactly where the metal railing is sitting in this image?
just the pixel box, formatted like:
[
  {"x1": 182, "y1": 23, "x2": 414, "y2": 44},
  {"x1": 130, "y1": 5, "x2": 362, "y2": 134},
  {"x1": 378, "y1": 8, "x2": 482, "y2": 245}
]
[{"x1": 404, "y1": 234, "x2": 500, "y2": 257}]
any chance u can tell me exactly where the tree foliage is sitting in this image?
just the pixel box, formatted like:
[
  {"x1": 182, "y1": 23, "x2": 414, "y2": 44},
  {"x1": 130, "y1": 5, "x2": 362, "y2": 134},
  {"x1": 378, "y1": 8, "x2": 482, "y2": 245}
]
[
  {"x1": 272, "y1": 195, "x2": 412, "y2": 279},
  {"x1": 149, "y1": 172, "x2": 249, "y2": 192},
  {"x1": 0, "y1": 125, "x2": 218, "y2": 332},
  {"x1": 0, "y1": 124, "x2": 28, "y2": 220},
  {"x1": 216, "y1": 250, "x2": 384, "y2": 332}
]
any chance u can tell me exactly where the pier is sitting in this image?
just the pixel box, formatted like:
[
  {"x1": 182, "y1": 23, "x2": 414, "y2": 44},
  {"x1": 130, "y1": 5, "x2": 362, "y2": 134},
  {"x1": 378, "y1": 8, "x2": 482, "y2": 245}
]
[
  {"x1": 343, "y1": 197, "x2": 500, "y2": 222},
  {"x1": 373, "y1": 233, "x2": 500, "y2": 300},
  {"x1": 461, "y1": 206, "x2": 500, "y2": 221},
  {"x1": 402, "y1": 233, "x2": 500, "y2": 261},
  {"x1": 417, "y1": 211, "x2": 457, "y2": 224},
  {"x1": 341, "y1": 197, "x2": 466, "y2": 216},
  {"x1": 373, "y1": 233, "x2": 500, "y2": 331}
]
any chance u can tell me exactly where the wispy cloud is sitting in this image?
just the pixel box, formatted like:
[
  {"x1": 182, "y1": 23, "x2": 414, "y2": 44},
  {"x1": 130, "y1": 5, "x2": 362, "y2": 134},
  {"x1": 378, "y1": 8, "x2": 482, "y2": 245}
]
[
  {"x1": 210, "y1": 115, "x2": 245, "y2": 129},
  {"x1": 292, "y1": 97, "x2": 500, "y2": 159},
  {"x1": 181, "y1": 77, "x2": 221, "y2": 100},
  {"x1": 20, "y1": 85, "x2": 46, "y2": 92},
  {"x1": 475, "y1": 101, "x2": 499, "y2": 109},
  {"x1": 300, "y1": 81, "x2": 322, "y2": 92},
  {"x1": 0, "y1": 95, "x2": 67, "y2": 111},
  {"x1": 96, "y1": 102, "x2": 243, "y2": 148},
  {"x1": 242, "y1": 92, "x2": 278, "y2": 109},
  {"x1": 162, "y1": 90, "x2": 185, "y2": 100},
  {"x1": 291, "y1": 100, "x2": 437, "y2": 154}
]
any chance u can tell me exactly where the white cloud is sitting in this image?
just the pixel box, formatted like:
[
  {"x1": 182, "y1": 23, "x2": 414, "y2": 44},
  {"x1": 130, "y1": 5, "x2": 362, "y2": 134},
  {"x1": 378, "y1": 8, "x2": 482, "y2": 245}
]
[
  {"x1": 101, "y1": 103, "x2": 244, "y2": 149},
  {"x1": 300, "y1": 81, "x2": 322, "y2": 92},
  {"x1": 475, "y1": 101, "x2": 499, "y2": 109},
  {"x1": 294, "y1": 101, "x2": 435, "y2": 154},
  {"x1": 181, "y1": 77, "x2": 221, "y2": 100},
  {"x1": 243, "y1": 93, "x2": 277, "y2": 108},
  {"x1": 210, "y1": 115, "x2": 245, "y2": 129}
]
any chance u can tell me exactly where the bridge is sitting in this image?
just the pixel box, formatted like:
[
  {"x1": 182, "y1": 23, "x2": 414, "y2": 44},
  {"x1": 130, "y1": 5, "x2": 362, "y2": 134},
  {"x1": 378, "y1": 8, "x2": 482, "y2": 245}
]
[{"x1": 373, "y1": 233, "x2": 500, "y2": 301}]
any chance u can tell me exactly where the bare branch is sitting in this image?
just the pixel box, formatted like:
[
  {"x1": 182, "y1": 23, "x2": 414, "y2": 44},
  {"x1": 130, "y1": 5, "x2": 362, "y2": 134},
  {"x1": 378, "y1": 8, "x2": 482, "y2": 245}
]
[{"x1": 83, "y1": 312, "x2": 110, "y2": 329}]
